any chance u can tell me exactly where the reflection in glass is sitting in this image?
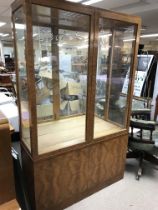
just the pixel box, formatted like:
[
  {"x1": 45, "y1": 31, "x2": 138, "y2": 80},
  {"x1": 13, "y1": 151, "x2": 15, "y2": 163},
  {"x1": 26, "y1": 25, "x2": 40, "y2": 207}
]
[
  {"x1": 94, "y1": 18, "x2": 136, "y2": 139},
  {"x1": 33, "y1": 25, "x2": 53, "y2": 121},
  {"x1": 59, "y1": 28, "x2": 88, "y2": 117},
  {"x1": 14, "y1": 8, "x2": 31, "y2": 150},
  {"x1": 109, "y1": 26, "x2": 135, "y2": 125},
  {"x1": 95, "y1": 30, "x2": 111, "y2": 117},
  {"x1": 32, "y1": 5, "x2": 90, "y2": 154}
]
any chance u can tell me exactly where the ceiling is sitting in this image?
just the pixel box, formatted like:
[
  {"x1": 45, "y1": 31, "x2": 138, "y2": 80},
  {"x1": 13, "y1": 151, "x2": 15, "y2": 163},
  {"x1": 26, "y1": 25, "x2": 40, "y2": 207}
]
[
  {"x1": 0, "y1": 0, "x2": 158, "y2": 44},
  {"x1": 0, "y1": 1, "x2": 13, "y2": 33},
  {"x1": 94, "y1": 0, "x2": 158, "y2": 34}
]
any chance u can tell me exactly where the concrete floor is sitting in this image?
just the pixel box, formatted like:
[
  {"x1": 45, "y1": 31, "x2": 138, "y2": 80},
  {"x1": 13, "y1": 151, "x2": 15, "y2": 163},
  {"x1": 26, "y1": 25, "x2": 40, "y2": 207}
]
[{"x1": 65, "y1": 159, "x2": 158, "y2": 210}]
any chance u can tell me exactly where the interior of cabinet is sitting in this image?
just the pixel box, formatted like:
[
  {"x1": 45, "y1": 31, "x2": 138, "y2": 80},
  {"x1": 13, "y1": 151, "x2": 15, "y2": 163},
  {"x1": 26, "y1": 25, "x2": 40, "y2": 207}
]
[{"x1": 24, "y1": 115, "x2": 122, "y2": 154}]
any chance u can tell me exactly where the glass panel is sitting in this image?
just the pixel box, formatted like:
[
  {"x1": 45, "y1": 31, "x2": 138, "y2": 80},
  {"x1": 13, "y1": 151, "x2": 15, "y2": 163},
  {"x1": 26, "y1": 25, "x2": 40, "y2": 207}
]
[
  {"x1": 109, "y1": 22, "x2": 135, "y2": 125},
  {"x1": 33, "y1": 15, "x2": 53, "y2": 122},
  {"x1": 13, "y1": 8, "x2": 31, "y2": 150},
  {"x1": 32, "y1": 5, "x2": 90, "y2": 154},
  {"x1": 94, "y1": 18, "x2": 136, "y2": 139},
  {"x1": 95, "y1": 29, "x2": 111, "y2": 118},
  {"x1": 59, "y1": 28, "x2": 88, "y2": 117}
]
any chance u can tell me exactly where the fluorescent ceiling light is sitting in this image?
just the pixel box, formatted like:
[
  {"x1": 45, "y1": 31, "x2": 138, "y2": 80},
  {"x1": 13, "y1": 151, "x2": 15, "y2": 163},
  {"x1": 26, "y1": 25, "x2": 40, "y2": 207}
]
[
  {"x1": 115, "y1": 45, "x2": 121, "y2": 48},
  {"x1": 99, "y1": 33, "x2": 112, "y2": 38},
  {"x1": 101, "y1": 46, "x2": 110, "y2": 51},
  {"x1": 123, "y1": 38, "x2": 135, "y2": 42},
  {"x1": 66, "y1": 0, "x2": 83, "y2": 2},
  {"x1": 0, "y1": 33, "x2": 9, "y2": 37},
  {"x1": 19, "y1": 36, "x2": 24, "y2": 40},
  {"x1": 2, "y1": 34, "x2": 9, "y2": 37},
  {"x1": 58, "y1": 43, "x2": 63, "y2": 47},
  {"x1": 82, "y1": 0, "x2": 103, "y2": 5},
  {"x1": 77, "y1": 44, "x2": 88, "y2": 49},
  {"x1": 0, "y1": 22, "x2": 6, "y2": 27},
  {"x1": 15, "y1": 23, "x2": 25, "y2": 29},
  {"x1": 140, "y1": 28, "x2": 146, "y2": 31},
  {"x1": 140, "y1": 33, "x2": 158, "y2": 38},
  {"x1": 40, "y1": 57, "x2": 50, "y2": 62},
  {"x1": 33, "y1": 33, "x2": 38, "y2": 37}
]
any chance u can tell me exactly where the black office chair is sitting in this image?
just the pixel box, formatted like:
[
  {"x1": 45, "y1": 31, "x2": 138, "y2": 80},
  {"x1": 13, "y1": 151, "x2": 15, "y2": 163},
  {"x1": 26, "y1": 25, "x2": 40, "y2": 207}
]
[{"x1": 127, "y1": 109, "x2": 158, "y2": 180}]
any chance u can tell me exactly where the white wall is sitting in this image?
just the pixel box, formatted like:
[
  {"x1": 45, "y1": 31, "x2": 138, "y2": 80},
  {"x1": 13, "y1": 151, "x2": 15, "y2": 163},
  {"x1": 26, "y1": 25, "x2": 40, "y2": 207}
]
[
  {"x1": 0, "y1": 40, "x2": 5, "y2": 63},
  {"x1": 3, "y1": 46, "x2": 14, "y2": 57}
]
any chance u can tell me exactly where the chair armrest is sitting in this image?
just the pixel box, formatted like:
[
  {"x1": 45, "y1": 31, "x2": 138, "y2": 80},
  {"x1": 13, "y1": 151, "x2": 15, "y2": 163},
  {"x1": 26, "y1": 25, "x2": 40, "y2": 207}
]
[{"x1": 130, "y1": 118, "x2": 156, "y2": 131}]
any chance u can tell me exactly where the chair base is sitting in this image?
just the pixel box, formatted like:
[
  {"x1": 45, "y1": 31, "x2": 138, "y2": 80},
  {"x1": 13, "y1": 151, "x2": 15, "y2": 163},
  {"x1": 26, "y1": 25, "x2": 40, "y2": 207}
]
[{"x1": 127, "y1": 150, "x2": 158, "y2": 180}]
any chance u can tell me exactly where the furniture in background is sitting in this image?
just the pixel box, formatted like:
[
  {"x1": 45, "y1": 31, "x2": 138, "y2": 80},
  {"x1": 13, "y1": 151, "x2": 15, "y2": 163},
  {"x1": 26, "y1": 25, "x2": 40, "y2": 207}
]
[
  {"x1": 0, "y1": 74, "x2": 16, "y2": 97},
  {"x1": 4, "y1": 55, "x2": 15, "y2": 73},
  {"x1": 0, "y1": 91, "x2": 19, "y2": 133},
  {"x1": 127, "y1": 108, "x2": 158, "y2": 180},
  {"x1": 0, "y1": 111, "x2": 18, "y2": 209},
  {"x1": 12, "y1": 0, "x2": 140, "y2": 209}
]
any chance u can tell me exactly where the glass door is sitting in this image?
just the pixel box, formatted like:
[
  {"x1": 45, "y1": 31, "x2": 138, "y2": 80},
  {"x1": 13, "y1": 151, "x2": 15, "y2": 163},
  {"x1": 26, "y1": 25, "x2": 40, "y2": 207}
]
[
  {"x1": 94, "y1": 17, "x2": 137, "y2": 139},
  {"x1": 31, "y1": 4, "x2": 90, "y2": 154}
]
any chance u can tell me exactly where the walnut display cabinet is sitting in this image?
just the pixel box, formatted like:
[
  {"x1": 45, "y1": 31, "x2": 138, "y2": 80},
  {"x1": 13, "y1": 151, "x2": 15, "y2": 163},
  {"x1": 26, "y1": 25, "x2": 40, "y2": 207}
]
[{"x1": 12, "y1": 0, "x2": 141, "y2": 209}]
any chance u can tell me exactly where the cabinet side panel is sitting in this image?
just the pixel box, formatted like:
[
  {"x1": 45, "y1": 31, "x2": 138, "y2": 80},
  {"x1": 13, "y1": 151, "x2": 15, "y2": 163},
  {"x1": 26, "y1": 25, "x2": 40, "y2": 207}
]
[
  {"x1": 21, "y1": 146, "x2": 36, "y2": 210},
  {"x1": 34, "y1": 134, "x2": 128, "y2": 210}
]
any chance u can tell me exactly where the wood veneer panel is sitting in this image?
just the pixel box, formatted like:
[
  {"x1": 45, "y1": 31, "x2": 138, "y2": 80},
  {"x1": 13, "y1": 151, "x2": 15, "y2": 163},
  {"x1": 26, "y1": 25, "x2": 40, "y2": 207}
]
[
  {"x1": 34, "y1": 147, "x2": 89, "y2": 210},
  {"x1": 25, "y1": 134, "x2": 128, "y2": 210},
  {"x1": 88, "y1": 135, "x2": 127, "y2": 189}
]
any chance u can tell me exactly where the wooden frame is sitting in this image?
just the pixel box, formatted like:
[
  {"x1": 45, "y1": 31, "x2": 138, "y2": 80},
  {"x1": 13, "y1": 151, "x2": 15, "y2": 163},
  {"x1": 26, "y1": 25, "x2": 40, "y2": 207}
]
[{"x1": 12, "y1": 0, "x2": 141, "y2": 209}]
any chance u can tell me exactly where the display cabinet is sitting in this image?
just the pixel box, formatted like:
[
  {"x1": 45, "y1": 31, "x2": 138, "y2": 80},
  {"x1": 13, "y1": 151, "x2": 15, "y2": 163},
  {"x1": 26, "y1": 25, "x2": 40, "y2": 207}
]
[{"x1": 12, "y1": 0, "x2": 141, "y2": 209}]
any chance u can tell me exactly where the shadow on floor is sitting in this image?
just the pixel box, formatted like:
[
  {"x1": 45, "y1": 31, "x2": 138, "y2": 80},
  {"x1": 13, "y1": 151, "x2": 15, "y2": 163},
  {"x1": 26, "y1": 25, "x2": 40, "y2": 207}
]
[{"x1": 125, "y1": 159, "x2": 158, "y2": 180}]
